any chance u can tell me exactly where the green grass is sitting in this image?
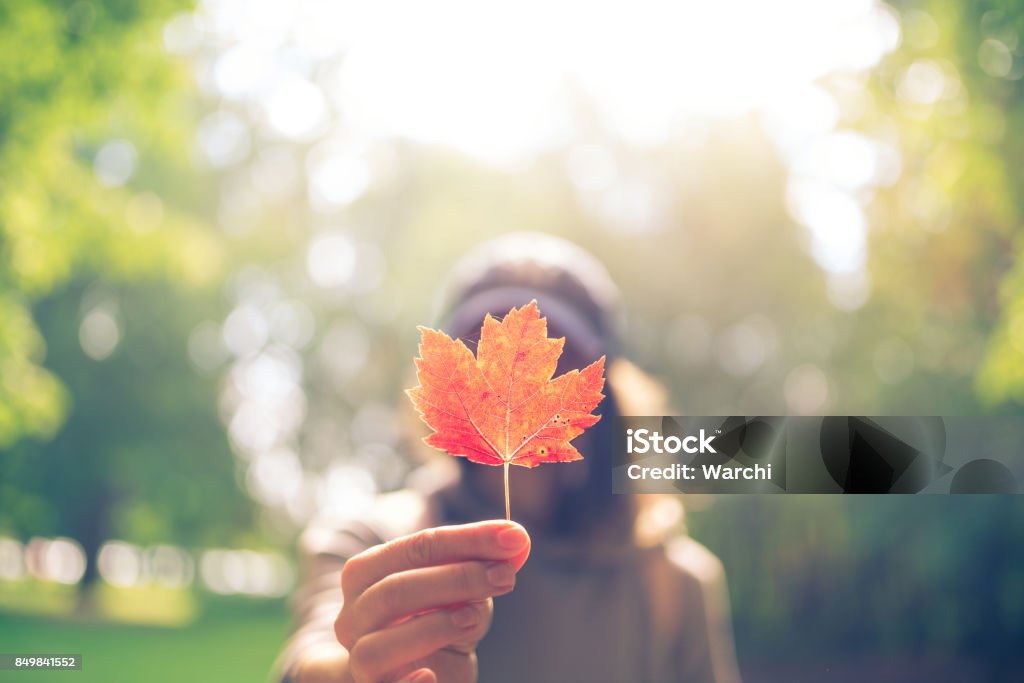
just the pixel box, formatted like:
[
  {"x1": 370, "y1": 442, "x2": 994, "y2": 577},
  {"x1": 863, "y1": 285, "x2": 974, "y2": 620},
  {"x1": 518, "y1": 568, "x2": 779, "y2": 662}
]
[{"x1": 0, "y1": 593, "x2": 291, "y2": 682}]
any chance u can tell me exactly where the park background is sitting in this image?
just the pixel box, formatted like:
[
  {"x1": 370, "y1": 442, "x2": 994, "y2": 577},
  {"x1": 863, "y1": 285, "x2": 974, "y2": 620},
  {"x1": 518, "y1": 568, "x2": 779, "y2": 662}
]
[{"x1": 2, "y1": 0, "x2": 1024, "y2": 680}]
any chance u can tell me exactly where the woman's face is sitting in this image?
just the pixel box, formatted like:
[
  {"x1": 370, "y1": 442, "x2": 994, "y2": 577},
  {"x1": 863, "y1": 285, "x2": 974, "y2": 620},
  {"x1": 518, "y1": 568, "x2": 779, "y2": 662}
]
[{"x1": 469, "y1": 428, "x2": 596, "y2": 529}]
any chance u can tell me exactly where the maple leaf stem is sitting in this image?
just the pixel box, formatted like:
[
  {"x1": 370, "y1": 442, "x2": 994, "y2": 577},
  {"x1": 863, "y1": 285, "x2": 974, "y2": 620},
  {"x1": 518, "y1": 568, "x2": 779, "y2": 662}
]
[{"x1": 504, "y1": 461, "x2": 510, "y2": 521}]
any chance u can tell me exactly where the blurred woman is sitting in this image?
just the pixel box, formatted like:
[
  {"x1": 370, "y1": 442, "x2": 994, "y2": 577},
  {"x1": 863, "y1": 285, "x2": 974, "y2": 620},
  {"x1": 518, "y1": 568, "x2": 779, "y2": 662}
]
[{"x1": 275, "y1": 233, "x2": 741, "y2": 683}]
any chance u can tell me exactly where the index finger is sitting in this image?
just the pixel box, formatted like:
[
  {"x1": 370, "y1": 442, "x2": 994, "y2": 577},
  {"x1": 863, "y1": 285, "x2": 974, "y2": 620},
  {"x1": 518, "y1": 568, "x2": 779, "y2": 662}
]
[{"x1": 341, "y1": 520, "x2": 531, "y2": 598}]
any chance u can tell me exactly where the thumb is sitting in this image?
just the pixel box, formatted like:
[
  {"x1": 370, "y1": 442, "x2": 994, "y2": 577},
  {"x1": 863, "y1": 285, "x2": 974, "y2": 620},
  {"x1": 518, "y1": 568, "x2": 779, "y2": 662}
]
[{"x1": 493, "y1": 520, "x2": 531, "y2": 572}]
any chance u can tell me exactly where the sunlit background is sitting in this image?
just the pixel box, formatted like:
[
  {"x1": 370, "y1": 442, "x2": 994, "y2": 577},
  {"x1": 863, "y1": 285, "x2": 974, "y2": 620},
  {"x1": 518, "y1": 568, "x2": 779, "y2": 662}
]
[{"x1": 2, "y1": 0, "x2": 1024, "y2": 681}]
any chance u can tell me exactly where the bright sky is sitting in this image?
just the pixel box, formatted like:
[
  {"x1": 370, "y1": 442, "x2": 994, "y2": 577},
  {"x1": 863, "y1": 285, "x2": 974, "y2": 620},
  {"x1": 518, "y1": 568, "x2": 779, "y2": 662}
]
[
  {"x1": 187, "y1": 0, "x2": 898, "y2": 159},
  {"x1": 338, "y1": 0, "x2": 898, "y2": 158},
  {"x1": 167, "y1": 0, "x2": 903, "y2": 285}
]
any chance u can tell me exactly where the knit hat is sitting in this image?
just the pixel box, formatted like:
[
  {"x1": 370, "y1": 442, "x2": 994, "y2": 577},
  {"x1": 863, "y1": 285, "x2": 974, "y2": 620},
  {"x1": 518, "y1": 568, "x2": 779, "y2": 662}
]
[{"x1": 436, "y1": 232, "x2": 624, "y2": 367}]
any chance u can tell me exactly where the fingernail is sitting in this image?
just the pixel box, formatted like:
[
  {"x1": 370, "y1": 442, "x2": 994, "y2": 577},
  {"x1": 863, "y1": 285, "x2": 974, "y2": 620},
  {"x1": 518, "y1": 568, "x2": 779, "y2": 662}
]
[
  {"x1": 496, "y1": 525, "x2": 528, "y2": 551},
  {"x1": 450, "y1": 605, "x2": 480, "y2": 629},
  {"x1": 407, "y1": 669, "x2": 434, "y2": 683},
  {"x1": 485, "y1": 562, "x2": 515, "y2": 588}
]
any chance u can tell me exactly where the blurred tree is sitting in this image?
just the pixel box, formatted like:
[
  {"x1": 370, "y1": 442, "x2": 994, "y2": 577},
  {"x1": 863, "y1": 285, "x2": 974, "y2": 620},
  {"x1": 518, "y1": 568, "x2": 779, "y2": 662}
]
[
  {"x1": 828, "y1": 0, "x2": 1024, "y2": 414},
  {"x1": 690, "y1": 494, "x2": 1024, "y2": 678},
  {"x1": 0, "y1": 0, "x2": 256, "y2": 596},
  {"x1": 684, "y1": 3, "x2": 1024, "y2": 677},
  {"x1": 0, "y1": 0, "x2": 218, "y2": 441}
]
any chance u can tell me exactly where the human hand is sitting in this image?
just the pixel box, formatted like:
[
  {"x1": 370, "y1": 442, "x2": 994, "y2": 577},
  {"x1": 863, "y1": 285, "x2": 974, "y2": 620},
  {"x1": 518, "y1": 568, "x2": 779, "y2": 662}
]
[{"x1": 332, "y1": 520, "x2": 531, "y2": 683}]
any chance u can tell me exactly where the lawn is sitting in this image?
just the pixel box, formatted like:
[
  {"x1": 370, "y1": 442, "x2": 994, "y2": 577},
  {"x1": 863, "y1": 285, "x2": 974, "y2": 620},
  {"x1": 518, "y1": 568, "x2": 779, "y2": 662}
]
[{"x1": 0, "y1": 585, "x2": 291, "y2": 682}]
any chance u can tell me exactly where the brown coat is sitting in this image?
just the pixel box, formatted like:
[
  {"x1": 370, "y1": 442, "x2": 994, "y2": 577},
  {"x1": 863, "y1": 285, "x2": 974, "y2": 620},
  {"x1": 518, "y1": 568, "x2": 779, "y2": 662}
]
[{"x1": 275, "y1": 474, "x2": 742, "y2": 683}]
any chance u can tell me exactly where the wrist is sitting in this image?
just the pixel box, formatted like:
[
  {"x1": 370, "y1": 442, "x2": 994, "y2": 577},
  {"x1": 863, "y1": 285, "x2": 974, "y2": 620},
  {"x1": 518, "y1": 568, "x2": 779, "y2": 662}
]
[{"x1": 292, "y1": 642, "x2": 352, "y2": 683}]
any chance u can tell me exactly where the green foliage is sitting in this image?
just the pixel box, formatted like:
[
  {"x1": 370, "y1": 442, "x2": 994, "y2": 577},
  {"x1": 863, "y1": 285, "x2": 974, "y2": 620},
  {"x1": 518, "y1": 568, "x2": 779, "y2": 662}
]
[
  {"x1": 0, "y1": 0, "x2": 254, "y2": 574},
  {"x1": 1, "y1": 280, "x2": 252, "y2": 548},
  {"x1": 840, "y1": 0, "x2": 1024, "y2": 410},
  {"x1": 0, "y1": 0, "x2": 218, "y2": 448}
]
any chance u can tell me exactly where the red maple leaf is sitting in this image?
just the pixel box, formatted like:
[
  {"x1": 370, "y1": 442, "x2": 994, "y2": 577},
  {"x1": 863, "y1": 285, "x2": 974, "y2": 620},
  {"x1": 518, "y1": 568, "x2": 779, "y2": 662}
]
[{"x1": 407, "y1": 300, "x2": 606, "y2": 519}]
